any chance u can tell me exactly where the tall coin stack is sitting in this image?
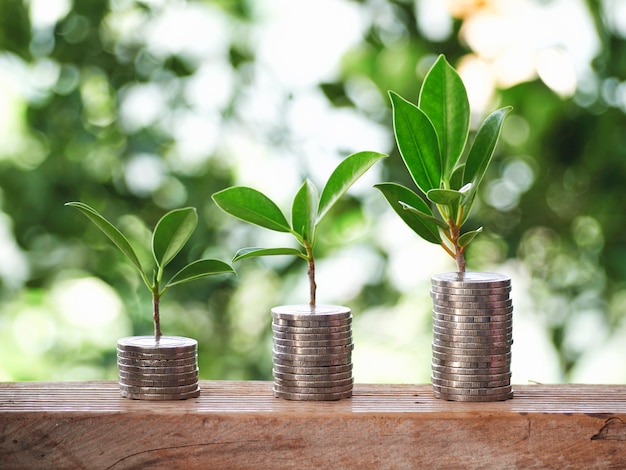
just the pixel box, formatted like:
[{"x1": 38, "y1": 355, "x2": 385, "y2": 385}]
[
  {"x1": 271, "y1": 305, "x2": 354, "y2": 401},
  {"x1": 117, "y1": 336, "x2": 201, "y2": 401},
  {"x1": 430, "y1": 272, "x2": 513, "y2": 402}
]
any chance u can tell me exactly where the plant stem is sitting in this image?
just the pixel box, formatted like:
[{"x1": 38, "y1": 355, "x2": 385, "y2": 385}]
[
  {"x1": 153, "y1": 291, "x2": 162, "y2": 341},
  {"x1": 447, "y1": 219, "x2": 466, "y2": 273},
  {"x1": 304, "y1": 241, "x2": 316, "y2": 307}
]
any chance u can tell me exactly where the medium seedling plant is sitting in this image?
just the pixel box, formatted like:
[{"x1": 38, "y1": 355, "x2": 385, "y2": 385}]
[
  {"x1": 212, "y1": 150, "x2": 386, "y2": 307},
  {"x1": 66, "y1": 202, "x2": 234, "y2": 340},
  {"x1": 376, "y1": 55, "x2": 511, "y2": 273}
]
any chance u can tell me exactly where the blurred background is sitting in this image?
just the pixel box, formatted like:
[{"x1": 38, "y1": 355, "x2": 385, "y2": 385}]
[{"x1": 1, "y1": 0, "x2": 625, "y2": 384}]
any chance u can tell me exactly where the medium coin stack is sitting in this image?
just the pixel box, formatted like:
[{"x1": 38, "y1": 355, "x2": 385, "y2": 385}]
[
  {"x1": 271, "y1": 305, "x2": 354, "y2": 401},
  {"x1": 430, "y1": 272, "x2": 513, "y2": 402},
  {"x1": 117, "y1": 336, "x2": 200, "y2": 401}
]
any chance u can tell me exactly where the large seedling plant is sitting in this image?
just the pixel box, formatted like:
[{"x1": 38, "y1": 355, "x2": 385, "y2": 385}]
[{"x1": 376, "y1": 55, "x2": 511, "y2": 272}]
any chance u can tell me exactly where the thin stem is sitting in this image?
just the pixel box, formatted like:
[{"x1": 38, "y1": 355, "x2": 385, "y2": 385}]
[
  {"x1": 153, "y1": 291, "x2": 162, "y2": 341},
  {"x1": 446, "y1": 219, "x2": 466, "y2": 273},
  {"x1": 304, "y1": 241, "x2": 316, "y2": 307}
]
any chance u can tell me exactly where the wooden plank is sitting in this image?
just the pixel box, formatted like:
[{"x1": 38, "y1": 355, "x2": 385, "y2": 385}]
[{"x1": 1, "y1": 381, "x2": 625, "y2": 469}]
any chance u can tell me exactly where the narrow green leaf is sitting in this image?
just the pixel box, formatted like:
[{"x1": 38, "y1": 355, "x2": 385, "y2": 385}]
[
  {"x1": 212, "y1": 187, "x2": 291, "y2": 233},
  {"x1": 374, "y1": 183, "x2": 441, "y2": 244},
  {"x1": 165, "y1": 259, "x2": 234, "y2": 288},
  {"x1": 65, "y1": 202, "x2": 145, "y2": 277},
  {"x1": 152, "y1": 207, "x2": 198, "y2": 269},
  {"x1": 463, "y1": 106, "x2": 512, "y2": 190},
  {"x1": 232, "y1": 247, "x2": 306, "y2": 262},
  {"x1": 399, "y1": 202, "x2": 449, "y2": 228},
  {"x1": 458, "y1": 227, "x2": 483, "y2": 247},
  {"x1": 389, "y1": 92, "x2": 441, "y2": 195},
  {"x1": 317, "y1": 151, "x2": 387, "y2": 224},
  {"x1": 419, "y1": 55, "x2": 470, "y2": 180},
  {"x1": 426, "y1": 188, "x2": 464, "y2": 205},
  {"x1": 450, "y1": 164, "x2": 465, "y2": 190},
  {"x1": 292, "y1": 179, "x2": 319, "y2": 243}
]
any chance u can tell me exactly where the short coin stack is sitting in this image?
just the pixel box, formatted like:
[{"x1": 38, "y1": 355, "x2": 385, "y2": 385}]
[
  {"x1": 117, "y1": 336, "x2": 200, "y2": 401},
  {"x1": 430, "y1": 272, "x2": 513, "y2": 402},
  {"x1": 271, "y1": 305, "x2": 354, "y2": 401}
]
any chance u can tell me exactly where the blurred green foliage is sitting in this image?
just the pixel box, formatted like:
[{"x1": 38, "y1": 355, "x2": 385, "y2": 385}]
[{"x1": 1, "y1": 0, "x2": 625, "y2": 383}]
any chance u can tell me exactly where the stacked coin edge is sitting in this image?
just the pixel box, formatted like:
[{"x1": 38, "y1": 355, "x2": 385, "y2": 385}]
[
  {"x1": 431, "y1": 272, "x2": 513, "y2": 402},
  {"x1": 117, "y1": 336, "x2": 200, "y2": 401},
  {"x1": 271, "y1": 305, "x2": 353, "y2": 401}
]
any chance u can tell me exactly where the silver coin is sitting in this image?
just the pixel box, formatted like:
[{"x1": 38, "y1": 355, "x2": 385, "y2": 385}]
[
  {"x1": 430, "y1": 285, "x2": 511, "y2": 295},
  {"x1": 119, "y1": 375, "x2": 199, "y2": 387},
  {"x1": 117, "y1": 355, "x2": 198, "y2": 367},
  {"x1": 432, "y1": 357, "x2": 511, "y2": 369},
  {"x1": 273, "y1": 354, "x2": 351, "y2": 367},
  {"x1": 273, "y1": 337, "x2": 353, "y2": 348},
  {"x1": 432, "y1": 272, "x2": 511, "y2": 288},
  {"x1": 432, "y1": 299, "x2": 512, "y2": 310},
  {"x1": 273, "y1": 343, "x2": 354, "y2": 356},
  {"x1": 431, "y1": 362, "x2": 510, "y2": 375},
  {"x1": 272, "y1": 329, "x2": 353, "y2": 341},
  {"x1": 120, "y1": 386, "x2": 200, "y2": 401},
  {"x1": 272, "y1": 362, "x2": 353, "y2": 375},
  {"x1": 272, "y1": 317, "x2": 352, "y2": 328},
  {"x1": 272, "y1": 324, "x2": 352, "y2": 334},
  {"x1": 116, "y1": 348, "x2": 197, "y2": 361},
  {"x1": 117, "y1": 336, "x2": 197, "y2": 353},
  {"x1": 432, "y1": 349, "x2": 511, "y2": 361},
  {"x1": 432, "y1": 317, "x2": 512, "y2": 329},
  {"x1": 433, "y1": 331, "x2": 513, "y2": 345},
  {"x1": 430, "y1": 292, "x2": 511, "y2": 303},
  {"x1": 433, "y1": 309, "x2": 513, "y2": 323},
  {"x1": 433, "y1": 389, "x2": 513, "y2": 402},
  {"x1": 431, "y1": 375, "x2": 510, "y2": 389},
  {"x1": 272, "y1": 369, "x2": 353, "y2": 382},
  {"x1": 433, "y1": 305, "x2": 513, "y2": 317},
  {"x1": 432, "y1": 383, "x2": 512, "y2": 396},
  {"x1": 432, "y1": 371, "x2": 511, "y2": 383},
  {"x1": 272, "y1": 387, "x2": 352, "y2": 401},
  {"x1": 271, "y1": 305, "x2": 351, "y2": 321},
  {"x1": 118, "y1": 366, "x2": 199, "y2": 380},
  {"x1": 274, "y1": 376, "x2": 354, "y2": 388},
  {"x1": 273, "y1": 382, "x2": 353, "y2": 394},
  {"x1": 433, "y1": 342, "x2": 511, "y2": 355},
  {"x1": 119, "y1": 382, "x2": 200, "y2": 394}
]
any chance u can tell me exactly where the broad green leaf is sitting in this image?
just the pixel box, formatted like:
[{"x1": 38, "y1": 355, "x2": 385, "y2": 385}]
[
  {"x1": 152, "y1": 207, "x2": 197, "y2": 269},
  {"x1": 292, "y1": 179, "x2": 319, "y2": 243},
  {"x1": 317, "y1": 151, "x2": 387, "y2": 224},
  {"x1": 463, "y1": 106, "x2": 512, "y2": 190},
  {"x1": 449, "y1": 164, "x2": 465, "y2": 190},
  {"x1": 419, "y1": 55, "x2": 470, "y2": 180},
  {"x1": 458, "y1": 227, "x2": 483, "y2": 247},
  {"x1": 212, "y1": 186, "x2": 291, "y2": 233},
  {"x1": 165, "y1": 259, "x2": 234, "y2": 288},
  {"x1": 399, "y1": 202, "x2": 449, "y2": 228},
  {"x1": 427, "y1": 188, "x2": 464, "y2": 205},
  {"x1": 374, "y1": 183, "x2": 441, "y2": 244},
  {"x1": 389, "y1": 92, "x2": 441, "y2": 195},
  {"x1": 65, "y1": 202, "x2": 145, "y2": 277},
  {"x1": 232, "y1": 247, "x2": 306, "y2": 262}
]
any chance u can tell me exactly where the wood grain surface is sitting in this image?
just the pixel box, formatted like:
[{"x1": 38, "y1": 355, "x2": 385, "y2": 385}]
[{"x1": 1, "y1": 381, "x2": 625, "y2": 469}]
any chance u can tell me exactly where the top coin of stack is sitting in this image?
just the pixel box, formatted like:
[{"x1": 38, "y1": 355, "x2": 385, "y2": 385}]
[
  {"x1": 430, "y1": 272, "x2": 513, "y2": 402},
  {"x1": 271, "y1": 305, "x2": 353, "y2": 401},
  {"x1": 117, "y1": 336, "x2": 200, "y2": 401}
]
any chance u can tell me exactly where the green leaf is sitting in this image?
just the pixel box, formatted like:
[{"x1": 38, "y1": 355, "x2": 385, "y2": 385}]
[
  {"x1": 399, "y1": 202, "x2": 448, "y2": 229},
  {"x1": 389, "y1": 91, "x2": 441, "y2": 195},
  {"x1": 152, "y1": 207, "x2": 198, "y2": 269},
  {"x1": 374, "y1": 183, "x2": 441, "y2": 244},
  {"x1": 419, "y1": 55, "x2": 470, "y2": 180},
  {"x1": 212, "y1": 186, "x2": 291, "y2": 233},
  {"x1": 449, "y1": 164, "x2": 465, "y2": 190},
  {"x1": 165, "y1": 259, "x2": 234, "y2": 288},
  {"x1": 463, "y1": 106, "x2": 512, "y2": 190},
  {"x1": 292, "y1": 179, "x2": 319, "y2": 243},
  {"x1": 458, "y1": 227, "x2": 483, "y2": 247},
  {"x1": 65, "y1": 202, "x2": 145, "y2": 278},
  {"x1": 317, "y1": 150, "x2": 387, "y2": 224},
  {"x1": 232, "y1": 247, "x2": 306, "y2": 262},
  {"x1": 426, "y1": 188, "x2": 464, "y2": 205}
]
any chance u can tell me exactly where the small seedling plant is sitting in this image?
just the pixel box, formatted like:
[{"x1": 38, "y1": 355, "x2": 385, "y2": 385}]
[
  {"x1": 212, "y1": 150, "x2": 386, "y2": 307},
  {"x1": 376, "y1": 54, "x2": 511, "y2": 273},
  {"x1": 66, "y1": 202, "x2": 234, "y2": 340}
]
